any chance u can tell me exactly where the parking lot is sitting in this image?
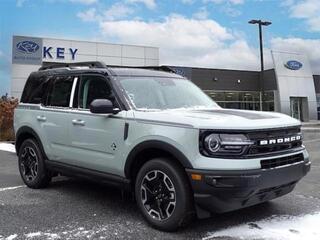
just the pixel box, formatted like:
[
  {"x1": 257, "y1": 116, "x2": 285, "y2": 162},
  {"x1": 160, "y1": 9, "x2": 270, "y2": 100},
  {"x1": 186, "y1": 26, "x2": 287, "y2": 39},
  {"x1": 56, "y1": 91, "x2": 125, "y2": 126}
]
[{"x1": 0, "y1": 130, "x2": 320, "y2": 240}]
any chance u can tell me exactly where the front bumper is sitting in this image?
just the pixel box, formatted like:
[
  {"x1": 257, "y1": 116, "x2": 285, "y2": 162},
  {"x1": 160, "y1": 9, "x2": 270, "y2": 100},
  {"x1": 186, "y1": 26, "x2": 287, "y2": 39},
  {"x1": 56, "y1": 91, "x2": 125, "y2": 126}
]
[{"x1": 186, "y1": 156, "x2": 310, "y2": 218}]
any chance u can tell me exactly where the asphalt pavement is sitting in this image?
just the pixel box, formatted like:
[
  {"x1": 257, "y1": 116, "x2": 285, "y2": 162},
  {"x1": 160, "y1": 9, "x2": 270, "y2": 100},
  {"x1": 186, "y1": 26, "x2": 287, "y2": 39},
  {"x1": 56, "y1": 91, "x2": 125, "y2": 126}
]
[{"x1": 0, "y1": 131, "x2": 319, "y2": 240}]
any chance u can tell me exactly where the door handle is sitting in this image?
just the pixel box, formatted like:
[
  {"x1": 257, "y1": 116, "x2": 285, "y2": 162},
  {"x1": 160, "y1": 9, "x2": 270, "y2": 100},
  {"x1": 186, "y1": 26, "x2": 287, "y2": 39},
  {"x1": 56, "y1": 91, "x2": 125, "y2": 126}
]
[
  {"x1": 36, "y1": 116, "x2": 47, "y2": 122},
  {"x1": 72, "y1": 119, "x2": 85, "y2": 126}
]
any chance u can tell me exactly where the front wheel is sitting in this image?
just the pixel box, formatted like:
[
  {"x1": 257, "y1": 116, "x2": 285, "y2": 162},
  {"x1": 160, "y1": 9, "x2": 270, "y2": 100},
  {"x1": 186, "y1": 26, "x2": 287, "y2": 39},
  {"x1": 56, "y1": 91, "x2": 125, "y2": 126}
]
[
  {"x1": 135, "y1": 158, "x2": 194, "y2": 231},
  {"x1": 18, "y1": 139, "x2": 51, "y2": 189}
]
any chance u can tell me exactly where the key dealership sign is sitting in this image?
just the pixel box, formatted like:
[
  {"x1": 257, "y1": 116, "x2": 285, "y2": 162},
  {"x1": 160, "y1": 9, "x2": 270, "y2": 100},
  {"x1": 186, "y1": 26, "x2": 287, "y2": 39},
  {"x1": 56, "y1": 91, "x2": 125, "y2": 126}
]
[{"x1": 12, "y1": 36, "x2": 78, "y2": 65}]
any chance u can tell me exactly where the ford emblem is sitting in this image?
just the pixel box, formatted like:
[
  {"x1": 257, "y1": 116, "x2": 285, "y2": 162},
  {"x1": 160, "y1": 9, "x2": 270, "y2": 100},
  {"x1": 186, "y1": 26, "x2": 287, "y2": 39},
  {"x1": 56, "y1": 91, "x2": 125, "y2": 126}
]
[
  {"x1": 16, "y1": 40, "x2": 40, "y2": 54},
  {"x1": 284, "y1": 60, "x2": 303, "y2": 70}
]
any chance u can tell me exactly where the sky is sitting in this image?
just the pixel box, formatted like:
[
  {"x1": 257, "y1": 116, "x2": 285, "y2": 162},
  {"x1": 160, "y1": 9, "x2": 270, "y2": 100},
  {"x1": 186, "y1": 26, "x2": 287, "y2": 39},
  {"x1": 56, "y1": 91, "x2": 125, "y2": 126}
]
[{"x1": 0, "y1": 0, "x2": 320, "y2": 95}]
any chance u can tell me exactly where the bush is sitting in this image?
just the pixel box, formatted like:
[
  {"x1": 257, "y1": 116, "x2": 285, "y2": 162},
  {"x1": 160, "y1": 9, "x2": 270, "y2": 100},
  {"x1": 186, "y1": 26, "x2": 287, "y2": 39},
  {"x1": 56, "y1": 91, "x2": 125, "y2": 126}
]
[{"x1": 0, "y1": 94, "x2": 19, "y2": 141}]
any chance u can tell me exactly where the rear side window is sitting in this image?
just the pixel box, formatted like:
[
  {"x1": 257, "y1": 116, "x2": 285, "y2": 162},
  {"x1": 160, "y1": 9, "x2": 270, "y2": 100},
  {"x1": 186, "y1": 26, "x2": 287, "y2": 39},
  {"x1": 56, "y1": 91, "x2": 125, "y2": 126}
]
[
  {"x1": 46, "y1": 76, "x2": 74, "y2": 107},
  {"x1": 21, "y1": 75, "x2": 50, "y2": 104}
]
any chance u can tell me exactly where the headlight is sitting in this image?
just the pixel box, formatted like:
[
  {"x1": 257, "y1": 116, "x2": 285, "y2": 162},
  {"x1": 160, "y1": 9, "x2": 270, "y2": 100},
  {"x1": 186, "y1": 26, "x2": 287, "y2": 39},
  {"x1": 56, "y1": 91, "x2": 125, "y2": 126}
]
[
  {"x1": 204, "y1": 134, "x2": 221, "y2": 153},
  {"x1": 200, "y1": 131, "x2": 254, "y2": 157}
]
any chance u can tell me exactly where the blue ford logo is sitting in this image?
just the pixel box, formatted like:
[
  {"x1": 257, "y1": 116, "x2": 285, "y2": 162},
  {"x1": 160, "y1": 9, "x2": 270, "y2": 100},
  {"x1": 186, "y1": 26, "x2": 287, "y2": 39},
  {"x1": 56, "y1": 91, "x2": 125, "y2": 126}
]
[
  {"x1": 285, "y1": 60, "x2": 303, "y2": 70},
  {"x1": 16, "y1": 41, "x2": 40, "y2": 54}
]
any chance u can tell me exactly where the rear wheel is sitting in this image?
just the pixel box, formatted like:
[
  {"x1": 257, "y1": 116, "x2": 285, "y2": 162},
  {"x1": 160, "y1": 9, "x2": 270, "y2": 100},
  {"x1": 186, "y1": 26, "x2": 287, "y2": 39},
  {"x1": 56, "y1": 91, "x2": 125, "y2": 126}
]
[
  {"x1": 18, "y1": 139, "x2": 51, "y2": 189},
  {"x1": 135, "y1": 158, "x2": 194, "y2": 231}
]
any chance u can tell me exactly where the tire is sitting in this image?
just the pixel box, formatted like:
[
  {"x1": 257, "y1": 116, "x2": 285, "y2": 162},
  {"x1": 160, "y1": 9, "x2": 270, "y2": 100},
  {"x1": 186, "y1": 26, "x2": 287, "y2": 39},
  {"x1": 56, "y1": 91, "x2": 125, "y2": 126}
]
[
  {"x1": 135, "y1": 158, "x2": 194, "y2": 231},
  {"x1": 18, "y1": 138, "x2": 51, "y2": 189}
]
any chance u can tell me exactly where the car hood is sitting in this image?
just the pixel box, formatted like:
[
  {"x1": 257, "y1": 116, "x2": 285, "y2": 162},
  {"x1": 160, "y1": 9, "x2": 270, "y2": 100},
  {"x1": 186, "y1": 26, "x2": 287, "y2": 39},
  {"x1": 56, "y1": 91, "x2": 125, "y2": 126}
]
[{"x1": 133, "y1": 108, "x2": 301, "y2": 130}]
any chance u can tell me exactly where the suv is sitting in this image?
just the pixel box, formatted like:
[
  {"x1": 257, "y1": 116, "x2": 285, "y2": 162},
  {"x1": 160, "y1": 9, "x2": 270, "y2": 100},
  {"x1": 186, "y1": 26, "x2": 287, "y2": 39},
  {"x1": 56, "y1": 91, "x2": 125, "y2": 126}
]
[{"x1": 14, "y1": 62, "x2": 310, "y2": 231}]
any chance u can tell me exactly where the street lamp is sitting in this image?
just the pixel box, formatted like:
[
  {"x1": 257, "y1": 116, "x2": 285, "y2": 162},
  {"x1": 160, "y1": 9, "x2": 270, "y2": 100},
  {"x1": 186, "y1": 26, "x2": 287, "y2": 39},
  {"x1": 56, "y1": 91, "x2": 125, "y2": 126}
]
[{"x1": 249, "y1": 19, "x2": 272, "y2": 111}]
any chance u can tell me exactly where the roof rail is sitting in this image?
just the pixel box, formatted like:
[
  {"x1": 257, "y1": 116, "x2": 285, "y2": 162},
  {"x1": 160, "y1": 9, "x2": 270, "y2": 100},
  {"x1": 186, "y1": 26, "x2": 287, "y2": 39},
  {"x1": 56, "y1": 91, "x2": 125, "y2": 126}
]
[
  {"x1": 39, "y1": 61, "x2": 106, "y2": 71},
  {"x1": 110, "y1": 65, "x2": 176, "y2": 74}
]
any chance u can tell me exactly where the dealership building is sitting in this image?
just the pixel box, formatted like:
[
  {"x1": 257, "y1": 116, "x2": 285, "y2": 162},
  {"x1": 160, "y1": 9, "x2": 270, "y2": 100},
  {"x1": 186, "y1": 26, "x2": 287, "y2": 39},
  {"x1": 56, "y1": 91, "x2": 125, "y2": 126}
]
[{"x1": 11, "y1": 35, "x2": 320, "y2": 121}]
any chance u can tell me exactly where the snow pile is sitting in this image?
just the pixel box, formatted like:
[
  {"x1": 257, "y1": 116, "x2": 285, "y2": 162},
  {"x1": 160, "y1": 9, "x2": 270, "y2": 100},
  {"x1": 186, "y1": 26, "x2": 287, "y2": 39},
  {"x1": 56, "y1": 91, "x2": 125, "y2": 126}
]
[
  {"x1": 204, "y1": 212, "x2": 320, "y2": 240},
  {"x1": 0, "y1": 143, "x2": 16, "y2": 153}
]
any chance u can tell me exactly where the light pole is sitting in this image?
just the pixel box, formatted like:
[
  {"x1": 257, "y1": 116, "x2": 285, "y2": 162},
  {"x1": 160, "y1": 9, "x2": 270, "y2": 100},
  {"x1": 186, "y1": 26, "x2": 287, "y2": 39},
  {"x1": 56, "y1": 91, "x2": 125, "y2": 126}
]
[{"x1": 248, "y1": 19, "x2": 272, "y2": 111}]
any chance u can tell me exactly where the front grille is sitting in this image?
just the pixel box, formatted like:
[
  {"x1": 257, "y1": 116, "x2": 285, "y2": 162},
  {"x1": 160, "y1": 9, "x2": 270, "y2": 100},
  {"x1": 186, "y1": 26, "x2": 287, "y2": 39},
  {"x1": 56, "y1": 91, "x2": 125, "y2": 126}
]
[
  {"x1": 261, "y1": 153, "x2": 304, "y2": 169},
  {"x1": 247, "y1": 127, "x2": 302, "y2": 156}
]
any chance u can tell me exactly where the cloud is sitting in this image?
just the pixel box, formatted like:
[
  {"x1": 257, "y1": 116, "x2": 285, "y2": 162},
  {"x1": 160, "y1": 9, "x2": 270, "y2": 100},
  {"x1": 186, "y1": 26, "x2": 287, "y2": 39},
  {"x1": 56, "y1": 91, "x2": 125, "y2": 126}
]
[
  {"x1": 99, "y1": 15, "x2": 260, "y2": 70},
  {"x1": 204, "y1": 0, "x2": 245, "y2": 5},
  {"x1": 271, "y1": 37, "x2": 320, "y2": 74},
  {"x1": 221, "y1": 5, "x2": 242, "y2": 17},
  {"x1": 77, "y1": 8, "x2": 99, "y2": 22},
  {"x1": 181, "y1": 0, "x2": 195, "y2": 4},
  {"x1": 69, "y1": 0, "x2": 97, "y2": 4},
  {"x1": 104, "y1": 3, "x2": 134, "y2": 20},
  {"x1": 204, "y1": 0, "x2": 243, "y2": 17},
  {"x1": 287, "y1": 0, "x2": 320, "y2": 32},
  {"x1": 126, "y1": 0, "x2": 156, "y2": 9},
  {"x1": 16, "y1": 0, "x2": 27, "y2": 7},
  {"x1": 77, "y1": 3, "x2": 134, "y2": 22},
  {"x1": 192, "y1": 7, "x2": 209, "y2": 20}
]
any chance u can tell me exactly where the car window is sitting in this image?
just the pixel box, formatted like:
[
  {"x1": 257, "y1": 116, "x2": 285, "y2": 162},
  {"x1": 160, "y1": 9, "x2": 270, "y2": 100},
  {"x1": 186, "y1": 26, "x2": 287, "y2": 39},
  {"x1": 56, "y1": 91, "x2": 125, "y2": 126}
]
[
  {"x1": 46, "y1": 76, "x2": 74, "y2": 107},
  {"x1": 21, "y1": 75, "x2": 50, "y2": 104},
  {"x1": 78, "y1": 75, "x2": 113, "y2": 109},
  {"x1": 118, "y1": 77, "x2": 219, "y2": 110}
]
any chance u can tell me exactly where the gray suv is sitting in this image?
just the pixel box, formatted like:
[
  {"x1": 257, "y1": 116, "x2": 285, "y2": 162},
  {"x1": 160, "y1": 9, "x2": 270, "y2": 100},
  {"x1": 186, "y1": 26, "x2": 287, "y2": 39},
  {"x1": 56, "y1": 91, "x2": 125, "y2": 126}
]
[{"x1": 14, "y1": 61, "x2": 310, "y2": 231}]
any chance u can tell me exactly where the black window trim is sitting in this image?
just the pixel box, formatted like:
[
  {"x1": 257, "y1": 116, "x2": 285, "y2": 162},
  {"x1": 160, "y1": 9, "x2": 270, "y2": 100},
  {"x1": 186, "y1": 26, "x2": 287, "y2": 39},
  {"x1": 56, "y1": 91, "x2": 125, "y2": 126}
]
[
  {"x1": 43, "y1": 74, "x2": 78, "y2": 109},
  {"x1": 70, "y1": 73, "x2": 125, "y2": 112}
]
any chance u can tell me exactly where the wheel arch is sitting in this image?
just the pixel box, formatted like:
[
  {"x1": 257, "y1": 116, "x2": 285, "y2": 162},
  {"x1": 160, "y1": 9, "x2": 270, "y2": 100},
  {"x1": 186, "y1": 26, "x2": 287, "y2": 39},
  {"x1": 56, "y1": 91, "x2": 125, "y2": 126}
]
[
  {"x1": 124, "y1": 140, "x2": 193, "y2": 181},
  {"x1": 15, "y1": 126, "x2": 46, "y2": 158}
]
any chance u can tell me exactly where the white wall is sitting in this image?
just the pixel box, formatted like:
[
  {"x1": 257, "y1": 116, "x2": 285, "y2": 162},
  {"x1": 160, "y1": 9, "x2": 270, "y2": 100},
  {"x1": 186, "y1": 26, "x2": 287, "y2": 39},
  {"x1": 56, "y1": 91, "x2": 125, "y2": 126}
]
[
  {"x1": 11, "y1": 64, "x2": 41, "y2": 98},
  {"x1": 42, "y1": 38, "x2": 159, "y2": 66}
]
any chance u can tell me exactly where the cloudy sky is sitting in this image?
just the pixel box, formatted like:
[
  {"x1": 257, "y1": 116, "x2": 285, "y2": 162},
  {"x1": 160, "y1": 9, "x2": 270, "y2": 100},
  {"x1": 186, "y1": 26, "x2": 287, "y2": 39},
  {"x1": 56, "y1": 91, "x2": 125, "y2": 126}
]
[{"x1": 0, "y1": 0, "x2": 320, "y2": 95}]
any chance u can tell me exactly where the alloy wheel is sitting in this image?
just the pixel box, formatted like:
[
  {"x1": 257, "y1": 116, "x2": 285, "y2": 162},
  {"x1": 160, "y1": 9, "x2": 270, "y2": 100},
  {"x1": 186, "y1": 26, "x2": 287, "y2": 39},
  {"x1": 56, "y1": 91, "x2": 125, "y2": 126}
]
[
  {"x1": 140, "y1": 170, "x2": 176, "y2": 221},
  {"x1": 20, "y1": 146, "x2": 39, "y2": 182}
]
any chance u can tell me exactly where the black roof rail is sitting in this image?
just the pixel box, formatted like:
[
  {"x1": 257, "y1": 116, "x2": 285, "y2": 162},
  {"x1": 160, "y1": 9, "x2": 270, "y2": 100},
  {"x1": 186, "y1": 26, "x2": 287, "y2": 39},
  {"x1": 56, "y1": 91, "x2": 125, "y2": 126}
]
[
  {"x1": 39, "y1": 61, "x2": 107, "y2": 71},
  {"x1": 110, "y1": 65, "x2": 176, "y2": 74}
]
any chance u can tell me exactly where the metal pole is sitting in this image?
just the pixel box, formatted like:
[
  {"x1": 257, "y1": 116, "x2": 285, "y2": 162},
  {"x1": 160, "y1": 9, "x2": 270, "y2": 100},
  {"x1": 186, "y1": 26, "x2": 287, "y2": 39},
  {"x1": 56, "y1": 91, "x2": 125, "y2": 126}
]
[{"x1": 259, "y1": 22, "x2": 265, "y2": 111}]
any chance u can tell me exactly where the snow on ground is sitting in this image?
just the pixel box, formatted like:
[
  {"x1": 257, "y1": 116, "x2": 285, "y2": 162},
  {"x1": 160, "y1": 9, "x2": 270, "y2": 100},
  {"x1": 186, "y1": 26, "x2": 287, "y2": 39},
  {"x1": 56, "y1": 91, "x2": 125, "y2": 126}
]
[
  {"x1": 0, "y1": 143, "x2": 16, "y2": 153},
  {"x1": 0, "y1": 224, "x2": 137, "y2": 240},
  {"x1": 204, "y1": 212, "x2": 320, "y2": 240},
  {"x1": 0, "y1": 186, "x2": 25, "y2": 192},
  {"x1": 5, "y1": 234, "x2": 17, "y2": 240}
]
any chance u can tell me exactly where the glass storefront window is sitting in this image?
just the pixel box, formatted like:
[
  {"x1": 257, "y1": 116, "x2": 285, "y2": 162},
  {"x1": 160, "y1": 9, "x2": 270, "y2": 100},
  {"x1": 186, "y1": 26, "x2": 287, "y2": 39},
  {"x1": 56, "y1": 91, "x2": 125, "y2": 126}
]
[
  {"x1": 204, "y1": 90, "x2": 275, "y2": 112},
  {"x1": 225, "y1": 92, "x2": 239, "y2": 102},
  {"x1": 316, "y1": 94, "x2": 320, "y2": 120},
  {"x1": 263, "y1": 91, "x2": 275, "y2": 102}
]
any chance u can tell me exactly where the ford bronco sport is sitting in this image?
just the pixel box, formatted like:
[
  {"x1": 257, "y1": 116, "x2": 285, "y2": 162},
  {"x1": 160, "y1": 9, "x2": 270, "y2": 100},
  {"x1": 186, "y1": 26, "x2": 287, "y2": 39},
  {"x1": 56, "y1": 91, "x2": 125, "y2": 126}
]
[{"x1": 14, "y1": 61, "x2": 310, "y2": 231}]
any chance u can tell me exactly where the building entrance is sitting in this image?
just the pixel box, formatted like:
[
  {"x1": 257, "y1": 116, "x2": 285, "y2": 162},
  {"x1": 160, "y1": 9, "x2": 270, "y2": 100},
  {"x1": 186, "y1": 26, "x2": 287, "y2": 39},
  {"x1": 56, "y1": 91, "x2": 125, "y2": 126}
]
[{"x1": 290, "y1": 97, "x2": 308, "y2": 121}]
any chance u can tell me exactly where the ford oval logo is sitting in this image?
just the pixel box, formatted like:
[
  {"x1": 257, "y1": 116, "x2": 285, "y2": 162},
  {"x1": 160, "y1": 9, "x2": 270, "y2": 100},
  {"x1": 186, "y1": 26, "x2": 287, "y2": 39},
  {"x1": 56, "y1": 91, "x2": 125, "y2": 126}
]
[
  {"x1": 16, "y1": 41, "x2": 40, "y2": 54},
  {"x1": 284, "y1": 60, "x2": 303, "y2": 70}
]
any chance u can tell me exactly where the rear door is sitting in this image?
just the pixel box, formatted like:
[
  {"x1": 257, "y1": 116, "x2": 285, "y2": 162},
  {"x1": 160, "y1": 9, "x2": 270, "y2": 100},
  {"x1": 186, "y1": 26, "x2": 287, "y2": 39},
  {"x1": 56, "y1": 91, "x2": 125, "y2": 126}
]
[
  {"x1": 41, "y1": 75, "x2": 76, "y2": 161},
  {"x1": 65, "y1": 74, "x2": 127, "y2": 176}
]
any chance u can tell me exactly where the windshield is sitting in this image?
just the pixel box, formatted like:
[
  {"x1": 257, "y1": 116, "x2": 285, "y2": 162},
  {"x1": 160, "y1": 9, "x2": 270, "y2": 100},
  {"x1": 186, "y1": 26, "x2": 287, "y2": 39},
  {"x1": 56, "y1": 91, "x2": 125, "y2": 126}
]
[{"x1": 118, "y1": 77, "x2": 220, "y2": 110}]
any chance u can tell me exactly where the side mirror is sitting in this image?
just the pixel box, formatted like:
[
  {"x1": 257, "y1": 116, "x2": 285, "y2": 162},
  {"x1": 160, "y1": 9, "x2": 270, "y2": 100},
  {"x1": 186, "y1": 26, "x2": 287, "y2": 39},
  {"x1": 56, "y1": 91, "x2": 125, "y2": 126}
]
[{"x1": 90, "y1": 99, "x2": 120, "y2": 114}]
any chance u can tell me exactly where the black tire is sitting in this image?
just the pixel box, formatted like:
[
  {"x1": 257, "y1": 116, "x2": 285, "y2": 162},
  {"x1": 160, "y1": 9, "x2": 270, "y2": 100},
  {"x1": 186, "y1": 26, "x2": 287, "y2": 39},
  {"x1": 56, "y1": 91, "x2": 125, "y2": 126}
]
[
  {"x1": 18, "y1": 138, "x2": 51, "y2": 189},
  {"x1": 135, "y1": 158, "x2": 194, "y2": 231}
]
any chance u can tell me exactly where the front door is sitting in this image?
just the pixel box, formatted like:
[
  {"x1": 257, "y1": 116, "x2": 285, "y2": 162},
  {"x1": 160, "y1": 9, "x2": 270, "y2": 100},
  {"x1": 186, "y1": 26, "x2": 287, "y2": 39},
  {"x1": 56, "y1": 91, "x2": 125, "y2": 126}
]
[
  {"x1": 290, "y1": 97, "x2": 303, "y2": 120},
  {"x1": 66, "y1": 75, "x2": 126, "y2": 176}
]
